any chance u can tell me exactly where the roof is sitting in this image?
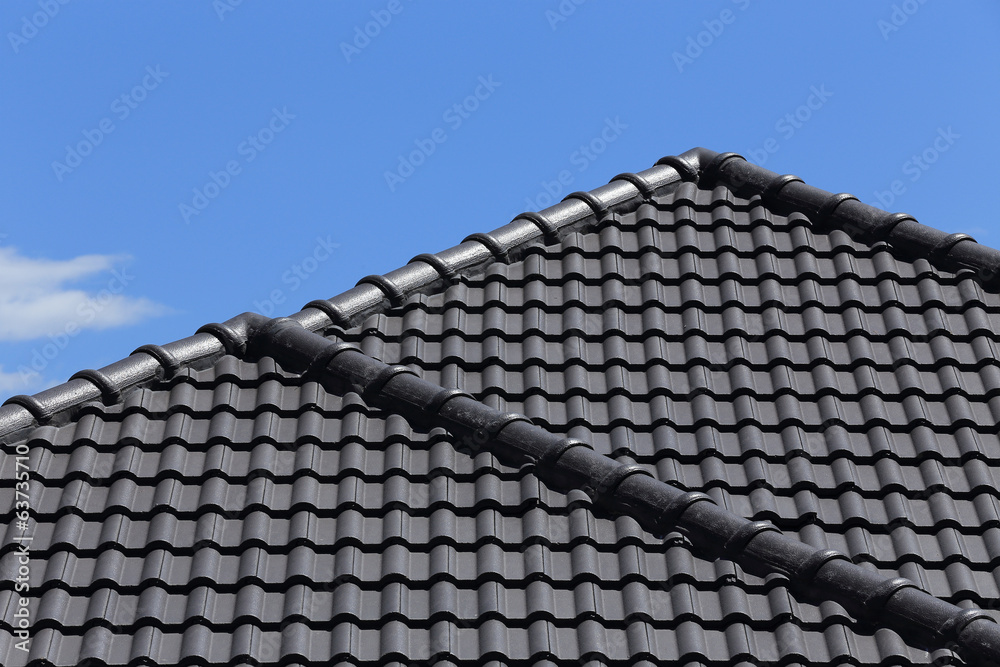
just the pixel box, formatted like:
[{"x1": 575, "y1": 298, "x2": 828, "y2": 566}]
[{"x1": 4, "y1": 147, "x2": 1000, "y2": 667}]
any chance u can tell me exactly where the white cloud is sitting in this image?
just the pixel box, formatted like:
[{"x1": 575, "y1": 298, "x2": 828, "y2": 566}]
[
  {"x1": 0, "y1": 365, "x2": 35, "y2": 394},
  {"x1": 0, "y1": 364, "x2": 60, "y2": 396},
  {"x1": 0, "y1": 247, "x2": 168, "y2": 342}
]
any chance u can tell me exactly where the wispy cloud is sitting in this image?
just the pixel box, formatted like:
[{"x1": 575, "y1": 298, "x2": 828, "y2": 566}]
[
  {"x1": 0, "y1": 247, "x2": 167, "y2": 342},
  {"x1": 0, "y1": 365, "x2": 35, "y2": 394}
]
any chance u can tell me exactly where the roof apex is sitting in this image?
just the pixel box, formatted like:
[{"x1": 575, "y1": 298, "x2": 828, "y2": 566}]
[{"x1": 3, "y1": 147, "x2": 994, "y2": 442}]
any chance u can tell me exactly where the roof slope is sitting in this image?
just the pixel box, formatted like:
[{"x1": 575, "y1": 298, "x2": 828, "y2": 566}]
[{"x1": 3, "y1": 149, "x2": 1000, "y2": 666}]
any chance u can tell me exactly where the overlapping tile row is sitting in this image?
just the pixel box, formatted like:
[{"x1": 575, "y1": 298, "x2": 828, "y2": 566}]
[
  {"x1": 3, "y1": 183, "x2": 1000, "y2": 666},
  {"x1": 12, "y1": 459, "x2": 1000, "y2": 523},
  {"x1": 9, "y1": 537, "x2": 1000, "y2": 603},
  {"x1": 6, "y1": 524, "x2": 1000, "y2": 590},
  {"x1": 1, "y1": 620, "x2": 943, "y2": 667},
  {"x1": 9, "y1": 407, "x2": 1000, "y2": 475}
]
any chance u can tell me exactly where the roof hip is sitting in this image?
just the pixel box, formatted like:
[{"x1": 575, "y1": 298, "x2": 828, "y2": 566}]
[{"x1": 190, "y1": 309, "x2": 1000, "y2": 667}]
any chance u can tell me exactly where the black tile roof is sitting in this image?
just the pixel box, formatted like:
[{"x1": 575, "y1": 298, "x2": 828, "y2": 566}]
[{"x1": 4, "y1": 148, "x2": 1000, "y2": 667}]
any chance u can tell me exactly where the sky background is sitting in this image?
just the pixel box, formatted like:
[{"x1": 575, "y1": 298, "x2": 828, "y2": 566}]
[{"x1": 1, "y1": 1, "x2": 999, "y2": 400}]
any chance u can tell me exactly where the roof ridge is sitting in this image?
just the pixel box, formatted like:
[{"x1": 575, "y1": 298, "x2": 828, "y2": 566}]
[
  {"x1": 2, "y1": 146, "x2": 993, "y2": 442},
  {"x1": 699, "y1": 150, "x2": 998, "y2": 284},
  {"x1": 0, "y1": 156, "x2": 687, "y2": 442}
]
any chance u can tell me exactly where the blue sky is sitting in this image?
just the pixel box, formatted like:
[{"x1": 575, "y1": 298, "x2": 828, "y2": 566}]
[{"x1": 1, "y1": 1, "x2": 998, "y2": 400}]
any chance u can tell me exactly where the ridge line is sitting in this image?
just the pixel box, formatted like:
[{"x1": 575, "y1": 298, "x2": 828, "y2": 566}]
[
  {"x1": 0, "y1": 157, "x2": 686, "y2": 441},
  {"x1": 2, "y1": 146, "x2": 992, "y2": 448}
]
